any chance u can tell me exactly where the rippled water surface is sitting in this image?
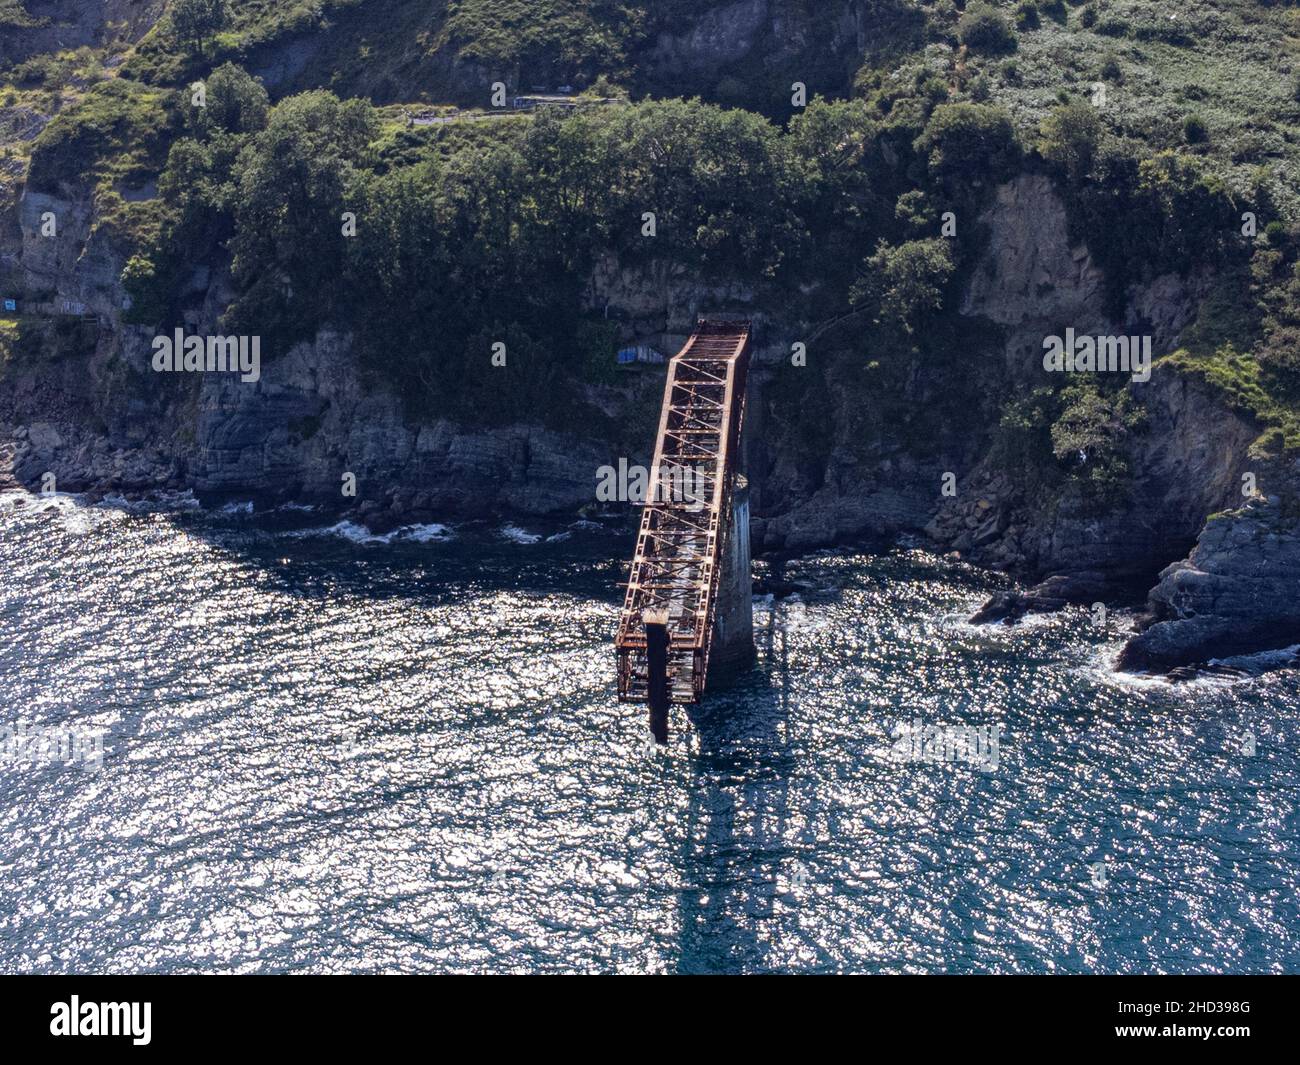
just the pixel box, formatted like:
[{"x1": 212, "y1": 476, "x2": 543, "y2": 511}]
[{"x1": 2, "y1": 491, "x2": 1298, "y2": 973}]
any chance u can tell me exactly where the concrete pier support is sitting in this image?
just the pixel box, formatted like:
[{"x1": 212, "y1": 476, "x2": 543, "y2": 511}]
[
  {"x1": 707, "y1": 474, "x2": 755, "y2": 683},
  {"x1": 643, "y1": 608, "x2": 671, "y2": 744}
]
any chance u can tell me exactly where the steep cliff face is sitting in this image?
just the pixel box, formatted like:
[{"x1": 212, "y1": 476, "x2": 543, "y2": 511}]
[
  {"x1": 0, "y1": 169, "x2": 1254, "y2": 550},
  {"x1": 190, "y1": 328, "x2": 635, "y2": 525},
  {"x1": 230, "y1": 0, "x2": 866, "y2": 105},
  {"x1": 934, "y1": 174, "x2": 1248, "y2": 611},
  {"x1": 901, "y1": 171, "x2": 1300, "y2": 673},
  {"x1": 2, "y1": 324, "x2": 183, "y2": 496},
  {"x1": 647, "y1": 0, "x2": 772, "y2": 75},
  {"x1": 959, "y1": 173, "x2": 1207, "y2": 380},
  {"x1": 584, "y1": 251, "x2": 759, "y2": 341},
  {"x1": 0, "y1": 1, "x2": 165, "y2": 68},
  {"x1": 15, "y1": 185, "x2": 127, "y2": 318},
  {"x1": 960, "y1": 174, "x2": 1110, "y2": 366},
  {"x1": 643, "y1": 0, "x2": 865, "y2": 99},
  {"x1": 956, "y1": 365, "x2": 1258, "y2": 614}
]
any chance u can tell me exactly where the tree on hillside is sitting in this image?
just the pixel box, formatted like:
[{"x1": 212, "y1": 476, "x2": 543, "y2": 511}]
[
  {"x1": 958, "y1": 3, "x2": 1016, "y2": 55},
  {"x1": 194, "y1": 62, "x2": 269, "y2": 137},
  {"x1": 172, "y1": 0, "x2": 226, "y2": 54},
  {"x1": 852, "y1": 238, "x2": 955, "y2": 332},
  {"x1": 914, "y1": 102, "x2": 1022, "y2": 192},
  {"x1": 1039, "y1": 100, "x2": 1103, "y2": 183},
  {"x1": 226, "y1": 91, "x2": 379, "y2": 347}
]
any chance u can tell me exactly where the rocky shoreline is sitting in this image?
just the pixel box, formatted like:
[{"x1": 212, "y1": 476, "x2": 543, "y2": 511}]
[
  {"x1": 1117, "y1": 499, "x2": 1300, "y2": 673},
  {"x1": 6, "y1": 403, "x2": 1300, "y2": 681}
]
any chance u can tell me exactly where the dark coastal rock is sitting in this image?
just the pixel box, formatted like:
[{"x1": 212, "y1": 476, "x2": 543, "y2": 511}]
[
  {"x1": 1165, "y1": 662, "x2": 1252, "y2": 683},
  {"x1": 752, "y1": 575, "x2": 813, "y2": 599},
  {"x1": 967, "y1": 590, "x2": 1024, "y2": 625},
  {"x1": 1117, "y1": 501, "x2": 1300, "y2": 672},
  {"x1": 967, "y1": 571, "x2": 1125, "y2": 623},
  {"x1": 187, "y1": 330, "x2": 632, "y2": 519}
]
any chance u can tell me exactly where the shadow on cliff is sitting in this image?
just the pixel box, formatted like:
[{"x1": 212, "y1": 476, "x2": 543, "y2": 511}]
[{"x1": 672, "y1": 607, "x2": 796, "y2": 974}]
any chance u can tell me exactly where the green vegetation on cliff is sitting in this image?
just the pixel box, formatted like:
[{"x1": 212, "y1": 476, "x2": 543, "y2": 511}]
[
  {"x1": 4, "y1": 0, "x2": 1300, "y2": 480},
  {"x1": 0, "y1": 1, "x2": 41, "y2": 30}
]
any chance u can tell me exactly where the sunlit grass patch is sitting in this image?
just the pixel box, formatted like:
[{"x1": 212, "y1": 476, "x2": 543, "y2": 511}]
[{"x1": 1161, "y1": 344, "x2": 1300, "y2": 456}]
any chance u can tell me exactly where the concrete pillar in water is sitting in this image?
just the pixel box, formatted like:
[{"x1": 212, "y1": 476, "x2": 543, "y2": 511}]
[{"x1": 708, "y1": 474, "x2": 755, "y2": 682}]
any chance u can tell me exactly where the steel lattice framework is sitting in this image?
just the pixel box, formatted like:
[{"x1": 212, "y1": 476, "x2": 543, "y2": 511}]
[{"x1": 616, "y1": 320, "x2": 753, "y2": 706}]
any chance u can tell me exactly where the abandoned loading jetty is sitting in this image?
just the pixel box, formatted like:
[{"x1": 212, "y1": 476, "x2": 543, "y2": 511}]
[{"x1": 615, "y1": 319, "x2": 755, "y2": 743}]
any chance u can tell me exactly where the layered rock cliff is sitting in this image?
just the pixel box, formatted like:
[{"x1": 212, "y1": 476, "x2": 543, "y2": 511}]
[
  {"x1": 930, "y1": 177, "x2": 1267, "y2": 631},
  {"x1": 1117, "y1": 497, "x2": 1300, "y2": 671}
]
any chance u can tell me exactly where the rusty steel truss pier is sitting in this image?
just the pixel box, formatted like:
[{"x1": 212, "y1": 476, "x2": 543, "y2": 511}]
[{"x1": 615, "y1": 319, "x2": 754, "y2": 741}]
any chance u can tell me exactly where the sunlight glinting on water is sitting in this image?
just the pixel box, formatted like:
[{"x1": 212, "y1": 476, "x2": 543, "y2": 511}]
[{"x1": 1, "y1": 491, "x2": 1297, "y2": 973}]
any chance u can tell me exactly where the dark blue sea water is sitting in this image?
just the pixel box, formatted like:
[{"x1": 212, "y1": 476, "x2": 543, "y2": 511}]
[{"x1": 1, "y1": 490, "x2": 1298, "y2": 973}]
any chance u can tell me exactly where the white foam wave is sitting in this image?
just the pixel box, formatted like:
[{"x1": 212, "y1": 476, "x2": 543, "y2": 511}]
[
  {"x1": 499, "y1": 524, "x2": 541, "y2": 544},
  {"x1": 1209, "y1": 644, "x2": 1300, "y2": 674},
  {"x1": 285, "y1": 520, "x2": 453, "y2": 545},
  {"x1": 97, "y1": 490, "x2": 201, "y2": 512}
]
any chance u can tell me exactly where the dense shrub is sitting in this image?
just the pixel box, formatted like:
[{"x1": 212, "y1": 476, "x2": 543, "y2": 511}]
[
  {"x1": 1050, "y1": 379, "x2": 1145, "y2": 501},
  {"x1": 914, "y1": 102, "x2": 1022, "y2": 191},
  {"x1": 1183, "y1": 114, "x2": 1209, "y2": 144},
  {"x1": 1016, "y1": 2, "x2": 1041, "y2": 31},
  {"x1": 1039, "y1": 100, "x2": 1104, "y2": 182},
  {"x1": 1039, "y1": 0, "x2": 1067, "y2": 23},
  {"x1": 958, "y1": 3, "x2": 1018, "y2": 53},
  {"x1": 1063, "y1": 145, "x2": 1238, "y2": 314},
  {"x1": 0, "y1": 0, "x2": 41, "y2": 28},
  {"x1": 121, "y1": 254, "x2": 172, "y2": 326},
  {"x1": 853, "y1": 238, "x2": 955, "y2": 330}
]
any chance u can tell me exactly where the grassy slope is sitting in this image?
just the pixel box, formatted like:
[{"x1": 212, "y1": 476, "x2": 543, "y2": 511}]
[
  {"x1": 114, "y1": 0, "x2": 854, "y2": 104},
  {"x1": 898, "y1": 0, "x2": 1300, "y2": 456},
  {"x1": 976, "y1": 0, "x2": 1300, "y2": 213},
  {"x1": 857, "y1": 1, "x2": 1299, "y2": 213}
]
